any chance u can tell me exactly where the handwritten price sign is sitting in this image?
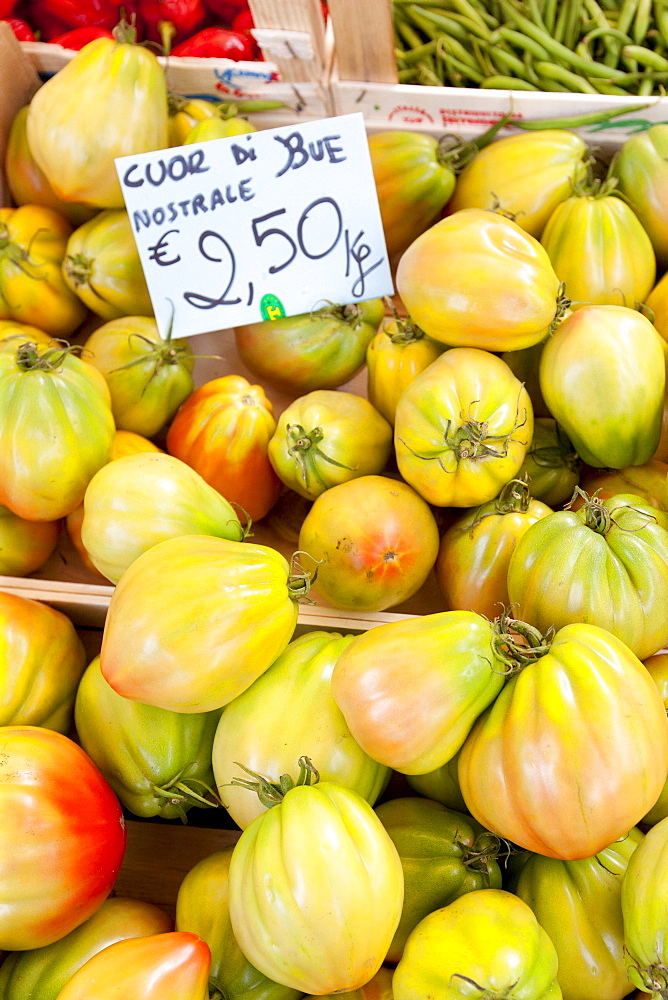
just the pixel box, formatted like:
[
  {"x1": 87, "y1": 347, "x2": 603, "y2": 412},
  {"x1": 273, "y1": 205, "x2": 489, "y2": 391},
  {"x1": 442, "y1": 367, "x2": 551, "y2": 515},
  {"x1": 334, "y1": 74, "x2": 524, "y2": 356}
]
[{"x1": 115, "y1": 113, "x2": 394, "y2": 340}]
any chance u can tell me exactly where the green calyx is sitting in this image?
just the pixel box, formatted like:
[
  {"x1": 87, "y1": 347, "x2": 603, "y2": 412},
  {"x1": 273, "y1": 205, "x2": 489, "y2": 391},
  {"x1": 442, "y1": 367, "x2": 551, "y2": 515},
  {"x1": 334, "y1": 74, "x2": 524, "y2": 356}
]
[
  {"x1": 437, "y1": 113, "x2": 513, "y2": 173},
  {"x1": 152, "y1": 762, "x2": 225, "y2": 825},
  {"x1": 286, "y1": 422, "x2": 355, "y2": 494},
  {"x1": 15, "y1": 340, "x2": 76, "y2": 372},
  {"x1": 64, "y1": 252, "x2": 94, "y2": 288},
  {"x1": 491, "y1": 609, "x2": 554, "y2": 675},
  {"x1": 229, "y1": 756, "x2": 320, "y2": 809}
]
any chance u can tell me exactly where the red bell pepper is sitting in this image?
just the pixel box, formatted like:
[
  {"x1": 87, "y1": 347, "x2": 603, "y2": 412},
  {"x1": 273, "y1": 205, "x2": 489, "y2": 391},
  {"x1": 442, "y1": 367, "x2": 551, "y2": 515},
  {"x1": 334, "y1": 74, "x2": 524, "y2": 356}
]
[
  {"x1": 1, "y1": 17, "x2": 36, "y2": 39},
  {"x1": 169, "y1": 24, "x2": 255, "y2": 58},
  {"x1": 201, "y1": 0, "x2": 247, "y2": 22},
  {"x1": 31, "y1": 0, "x2": 120, "y2": 29},
  {"x1": 49, "y1": 24, "x2": 114, "y2": 47},
  {"x1": 139, "y1": 0, "x2": 207, "y2": 45}
]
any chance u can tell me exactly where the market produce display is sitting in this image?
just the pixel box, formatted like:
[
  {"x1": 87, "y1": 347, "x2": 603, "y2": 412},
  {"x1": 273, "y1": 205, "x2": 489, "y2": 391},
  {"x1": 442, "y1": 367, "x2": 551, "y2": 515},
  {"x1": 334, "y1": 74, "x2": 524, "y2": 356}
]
[{"x1": 4, "y1": 16, "x2": 668, "y2": 1000}]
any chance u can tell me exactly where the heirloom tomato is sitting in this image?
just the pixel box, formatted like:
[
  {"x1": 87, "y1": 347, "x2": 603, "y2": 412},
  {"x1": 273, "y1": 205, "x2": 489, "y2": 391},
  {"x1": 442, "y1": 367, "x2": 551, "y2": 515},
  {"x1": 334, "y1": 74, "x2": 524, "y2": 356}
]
[
  {"x1": 4, "y1": 106, "x2": 96, "y2": 226},
  {"x1": 458, "y1": 616, "x2": 668, "y2": 859},
  {"x1": 168, "y1": 95, "x2": 221, "y2": 146},
  {"x1": 65, "y1": 429, "x2": 163, "y2": 578},
  {"x1": 610, "y1": 123, "x2": 668, "y2": 267},
  {"x1": 331, "y1": 610, "x2": 506, "y2": 774},
  {"x1": 396, "y1": 208, "x2": 563, "y2": 351},
  {"x1": 448, "y1": 129, "x2": 588, "y2": 238},
  {"x1": 55, "y1": 931, "x2": 210, "y2": 1000},
  {"x1": 509, "y1": 829, "x2": 643, "y2": 1000},
  {"x1": 75, "y1": 656, "x2": 222, "y2": 820},
  {"x1": 80, "y1": 451, "x2": 244, "y2": 582},
  {"x1": 268, "y1": 389, "x2": 393, "y2": 500},
  {"x1": 646, "y1": 267, "x2": 668, "y2": 342},
  {"x1": 166, "y1": 375, "x2": 282, "y2": 523},
  {"x1": 297, "y1": 474, "x2": 440, "y2": 612},
  {"x1": 394, "y1": 347, "x2": 534, "y2": 508},
  {"x1": 27, "y1": 30, "x2": 169, "y2": 208},
  {"x1": 212, "y1": 630, "x2": 390, "y2": 830},
  {"x1": 100, "y1": 535, "x2": 302, "y2": 712},
  {"x1": 621, "y1": 816, "x2": 668, "y2": 993},
  {"x1": 0, "y1": 897, "x2": 172, "y2": 1000},
  {"x1": 0, "y1": 505, "x2": 60, "y2": 576},
  {"x1": 0, "y1": 726, "x2": 126, "y2": 951},
  {"x1": 540, "y1": 174, "x2": 655, "y2": 310},
  {"x1": 62, "y1": 209, "x2": 153, "y2": 320},
  {"x1": 176, "y1": 847, "x2": 303, "y2": 1000},
  {"x1": 375, "y1": 797, "x2": 502, "y2": 964},
  {"x1": 185, "y1": 115, "x2": 256, "y2": 142},
  {"x1": 0, "y1": 592, "x2": 86, "y2": 732},
  {"x1": 83, "y1": 316, "x2": 194, "y2": 439},
  {"x1": 539, "y1": 304, "x2": 665, "y2": 468},
  {"x1": 366, "y1": 313, "x2": 444, "y2": 425},
  {"x1": 235, "y1": 298, "x2": 385, "y2": 395},
  {"x1": 0, "y1": 341, "x2": 115, "y2": 522},
  {"x1": 435, "y1": 477, "x2": 552, "y2": 619},
  {"x1": 507, "y1": 492, "x2": 668, "y2": 660},
  {"x1": 227, "y1": 762, "x2": 404, "y2": 994},
  {"x1": 367, "y1": 131, "x2": 457, "y2": 258},
  {"x1": 518, "y1": 418, "x2": 581, "y2": 508},
  {"x1": 392, "y1": 889, "x2": 560, "y2": 1000},
  {"x1": 0, "y1": 205, "x2": 86, "y2": 337}
]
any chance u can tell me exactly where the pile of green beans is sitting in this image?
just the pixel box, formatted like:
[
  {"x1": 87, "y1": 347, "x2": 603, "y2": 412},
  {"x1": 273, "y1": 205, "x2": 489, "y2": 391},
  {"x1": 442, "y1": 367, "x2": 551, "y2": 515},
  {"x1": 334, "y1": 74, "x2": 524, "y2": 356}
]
[{"x1": 393, "y1": 0, "x2": 668, "y2": 95}]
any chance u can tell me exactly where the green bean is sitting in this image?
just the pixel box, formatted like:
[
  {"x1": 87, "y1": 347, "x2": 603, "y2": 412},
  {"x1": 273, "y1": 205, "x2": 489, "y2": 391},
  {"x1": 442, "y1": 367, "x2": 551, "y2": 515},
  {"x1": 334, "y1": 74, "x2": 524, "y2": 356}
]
[
  {"x1": 480, "y1": 75, "x2": 541, "y2": 88},
  {"x1": 655, "y1": 0, "x2": 668, "y2": 45},
  {"x1": 587, "y1": 75, "x2": 634, "y2": 91},
  {"x1": 443, "y1": 33, "x2": 486, "y2": 71},
  {"x1": 553, "y1": 0, "x2": 571, "y2": 42},
  {"x1": 498, "y1": 0, "x2": 630, "y2": 78},
  {"x1": 563, "y1": 0, "x2": 585, "y2": 50},
  {"x1": 508, "y1": 101, "x2": 651, "y2": 127},
  {"x1": 534, "y1": 59, "x2": 601, "y2": 90},
  {"x1": 399, "y1": 37, "x2": 440, "y2": 65},
  {"x1": 623, "y1": 41, "x2": 668, "y2": 64},
  {"x1": 489, "y1": 26, "x2": 550, "y2": 59},
  {"x1": 603, "y1": 65, "x2": 668, "y2": 78},
  {"x1": 633, "y1": 0, "x2": 653, "y2": 41},
  {"x1": 485, "y1": 41, "x2": 532, "y2": 76},
  {"x1": 398, "y1": 67, "x2": 419, "y2": 81},
  {"x1": 416, "y1": 7, "x2": 493, "y2": 37},
  {"x1": 542, "y1": 0, "x2": 559, "y2": 33},
  {"x1": 616, "y1": 0, "x2": 640, "y2": 36},
  {"x1": 403, "y1": 4, "x2": 477, "y2": 41},
  {"x1": 416, "y1": 59, "x2": 445, "y2": 84},
  {"x1": 395, "y1": 16, "x2": 426, "y2": 50},
  {"x1": 448, "y1": 0, "x2": 493, "y2": 32},
  {"x1": 639, "y1": 68, "x2": 658, "y2": 90},
  {"x1": 435, "y1": 46, "x2": 486, "y2": 82}
]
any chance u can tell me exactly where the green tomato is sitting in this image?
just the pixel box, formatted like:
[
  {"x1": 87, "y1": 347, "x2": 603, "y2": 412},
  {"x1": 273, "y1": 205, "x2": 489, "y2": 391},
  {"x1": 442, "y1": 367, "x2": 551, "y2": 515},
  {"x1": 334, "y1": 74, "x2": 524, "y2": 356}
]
[
  {"x1": 74, "y1": 656, "x2": 221, "y2": 820},
  {"x1": 508, "y1": 829, "x2": 643, "y2": 1000},
  {"x1": 392, "y1": 889, "x2": 561, "y2": 1000},
  {"x1": 235, "y1": 299, "x2": 385, "y2": 395},
  {"x1": 375, "y1": 796, "x2": 502, "y2": 964}
]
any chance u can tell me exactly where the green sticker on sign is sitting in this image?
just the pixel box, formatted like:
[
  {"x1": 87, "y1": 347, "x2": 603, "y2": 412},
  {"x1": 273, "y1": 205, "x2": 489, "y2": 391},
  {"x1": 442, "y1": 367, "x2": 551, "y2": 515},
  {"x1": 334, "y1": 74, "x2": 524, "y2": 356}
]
[{"x1": 260, "y1": 294, "x2": 286, "y2": 321}]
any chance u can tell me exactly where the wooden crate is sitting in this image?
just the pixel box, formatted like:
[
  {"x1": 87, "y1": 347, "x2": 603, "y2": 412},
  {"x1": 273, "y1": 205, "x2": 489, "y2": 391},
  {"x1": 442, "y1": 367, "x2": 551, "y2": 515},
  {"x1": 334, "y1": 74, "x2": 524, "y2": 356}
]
[{"x1": 326, "y1": 0, "x2": 668, "y2": 148}]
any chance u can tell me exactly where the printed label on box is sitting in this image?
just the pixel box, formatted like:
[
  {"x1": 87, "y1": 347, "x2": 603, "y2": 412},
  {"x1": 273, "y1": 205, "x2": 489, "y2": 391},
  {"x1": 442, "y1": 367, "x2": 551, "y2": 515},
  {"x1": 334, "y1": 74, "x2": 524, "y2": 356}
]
[{"x1": 115, "y1": 112, "x2": 393, "y2": 340}]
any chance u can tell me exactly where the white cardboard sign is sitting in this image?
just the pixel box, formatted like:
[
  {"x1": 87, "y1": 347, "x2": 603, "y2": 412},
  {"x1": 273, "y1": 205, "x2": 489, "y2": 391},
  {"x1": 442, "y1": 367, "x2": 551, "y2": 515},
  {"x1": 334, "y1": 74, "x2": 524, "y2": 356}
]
[{"x1": 115, "y1": 112, "x2": 394, "y2": 340}]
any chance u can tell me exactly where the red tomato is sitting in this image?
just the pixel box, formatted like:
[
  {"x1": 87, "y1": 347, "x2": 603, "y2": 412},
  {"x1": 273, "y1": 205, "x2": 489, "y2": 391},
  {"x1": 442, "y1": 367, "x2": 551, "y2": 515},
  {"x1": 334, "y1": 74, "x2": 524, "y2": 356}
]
[
  {"x1": 56, "y1": 931, "x2": 211, "y2": 999},
  {"x1": 0, "y1": 727, "x2": 126, "y2": 950},
  {"x1": 166, "y1": 375, "x2": 282, "y2": 524}
]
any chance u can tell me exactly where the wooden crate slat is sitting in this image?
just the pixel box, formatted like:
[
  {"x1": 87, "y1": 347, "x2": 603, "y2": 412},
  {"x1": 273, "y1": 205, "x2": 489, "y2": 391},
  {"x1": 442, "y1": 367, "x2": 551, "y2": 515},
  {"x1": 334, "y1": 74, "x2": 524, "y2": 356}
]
[{"x1": 327, "y1": 0, "x2": 398, "y2": 84}]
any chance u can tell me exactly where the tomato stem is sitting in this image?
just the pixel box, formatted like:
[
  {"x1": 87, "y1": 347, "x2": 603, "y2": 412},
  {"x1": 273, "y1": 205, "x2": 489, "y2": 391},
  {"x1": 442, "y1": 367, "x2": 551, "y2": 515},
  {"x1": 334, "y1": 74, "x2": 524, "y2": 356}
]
[
  {"x1": 491, "y1": 609, "x2": 555, "y2": 673},
  {"x1": 228, "y1": 756, "x2": 320, "y2": 808}
]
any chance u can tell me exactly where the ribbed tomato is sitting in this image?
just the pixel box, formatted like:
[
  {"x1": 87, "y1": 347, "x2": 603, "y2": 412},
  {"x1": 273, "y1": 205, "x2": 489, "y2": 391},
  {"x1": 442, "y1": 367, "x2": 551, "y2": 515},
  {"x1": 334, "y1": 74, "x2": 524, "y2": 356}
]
[
  {"x1": 0, "y1": 341, "x2": 115, "y2": 521},
  {"x1": 392, "y1": 889, "x2": 560, "y2": 1000},
  {"x1": 212, "y1": 630, "x2": 390, "y2": 830},
  {"x1": 394, "y1": 347, "x2": 534, "y2": 508},
  {"x1": 611, "y1": 123, "x2": 668, "y2": 268},
  {"x1": 227, "y1": 765, "x2": 403, "y2": 994},
  {"x1": 507, "y1": 492, "x2": 668, "y2": 660},
  {"x1": 509, "y1": 829, "x2": 643, "y2": 1000},
  {"x1": 100, "y1": 535, "x2": 303, "y2": 712},
  {"x1": 458, "y1": 618, "x2": 668, "y2": 859},
  {"x1": 0, "y1": 504, "x2": 61, "y2": 577},
  {"x1": 175, "y1": 847, "x2": 303, "y2": 1000},
  {"x1": 0, "y1": 727, "x2": 126, "y2": 951},
  {"x1": 396, "y1": 208, "x2": 563, "y2": 351},
  {"x1": 297, "y1": 474, "x2": 440, "y2": 613},
  {"x1": 622, "y1": 816, "x2": 668, "y2": 994},
  {"x1": 539, "y1": 304, "x2": 665, "y2": 468},
  {"x1": 330, "y1": 611, "x2": 506, "y2": 775},
  {"x1": 448, "y1": 129, "x2": 588, "y2": 237},
  {"x1": 366, "y1": 314, "x2": 444, "y2": 426},
  {"x1": 0, "y1": 592, "x2": 86, "y2": 732},
  {"x1": 166, "y1": 375, "x2": 282, "y2": 523}
]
